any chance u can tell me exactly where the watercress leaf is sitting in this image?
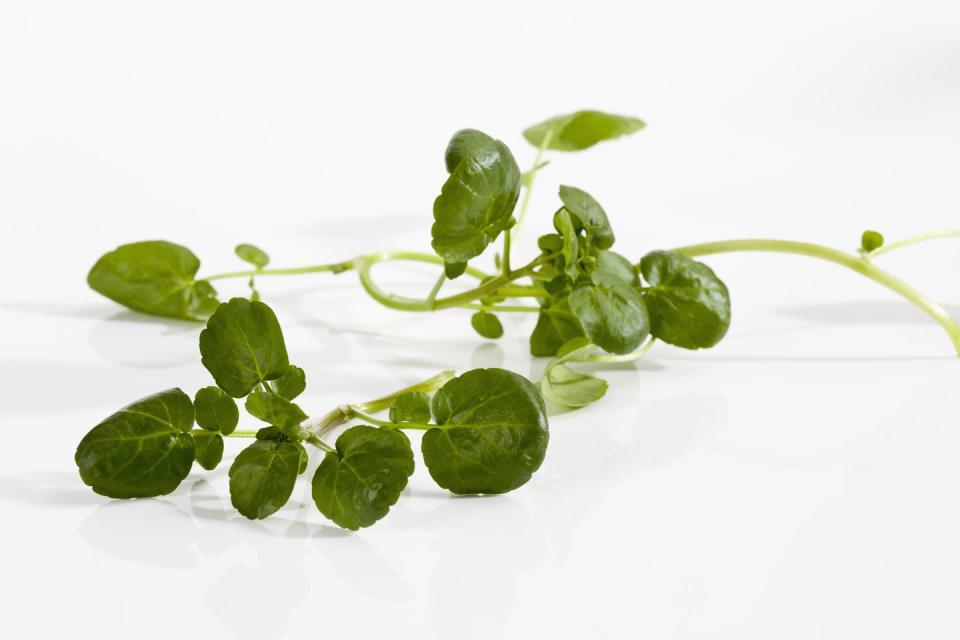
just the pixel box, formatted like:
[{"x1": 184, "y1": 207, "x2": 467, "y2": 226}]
[
  {"x1": 87, "y1": 240, "x2": 220, "y2": 321},
  {"x1": 193, "y1": 386, "x2": 239, "y2": 435},
  {"x1": 523, "y1": 110, "x2": 645, "y2": 151},
  {"x1": 470, "y1": 311, "x2": 504, "y2": 339},
  {"x1": 75, "y1": 388, "x2": 195, "y2": 499},
  {"x1": 541, "y1": 364, "x2": 608, "y2": 408},
  {"x1": 530, "y1": 298, "x2": 585, "y2": 357},
  {"x1": 422, "y1": 368, "x2": 549, "y2": 495},
  {"x1": 861, "y1": 230, "x2": 884, "y2": 252},
  {"x1": 245, "y1": 391, "x2": 307, "y2": 440},
  {"x1": 234, "y1": 243, "x2": 270, "y2": 269},
  {"x1": 640, "y1": 250, "x2": 731, "y2": 349},
  {"x1": 228, "y1": 440, "x2": 301, "y2": 519},
  {"x1": 311, "y1": 426, "x2": 414, "y2": 530},
  {"x1": 444, "y1": 128, "x2": 494, "y2": 173},
  {"x1": 431, "y1": 130, "x2": 521, "y2": 263},
  {"x1": 192, "y1": 430, "x2": 224, "y2": 470},
  {"x1": 538, "y1": 233, "x2": 563, "y2": 254},
  {"x1": 568, "y1": 271, "x2": 650, "y2": 354},
  {"x1": 444, "y1": 261, "x2": 468, "y2": 279},
  {"x1": 255, "y1": 426, "x2": 287, "y2": 441},
  {"x1": 558, "y1": 185, "x2": 615, "y2": 249},
  {"x1": 389, "y1": 391, "x2": 432, "y2": 423},
  {"x1": 270, "y1": 365, "x2": 306, "y2": 401},
  {"x1": 199, "y1": 298, "x2": 290, "y2": 398},
  {"x1": 553, "y1": 209, "x2": 581, "y2": 279},
  {"x1": 595, "y1": 250, "x2": 638, "y2": 285},
  {"x1": 296, "y1": 442, "x2": 308, "y2": 474}
]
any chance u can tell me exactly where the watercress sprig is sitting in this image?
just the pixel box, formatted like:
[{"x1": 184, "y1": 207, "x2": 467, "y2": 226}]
[{"x1": 75, "y1": 298, "x2": 549, "y2": 529}]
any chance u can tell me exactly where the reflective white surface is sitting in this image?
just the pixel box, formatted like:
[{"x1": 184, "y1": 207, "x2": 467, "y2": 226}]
[{"x1": 3, "y1": 1, "x2": 960, "y2": 638}]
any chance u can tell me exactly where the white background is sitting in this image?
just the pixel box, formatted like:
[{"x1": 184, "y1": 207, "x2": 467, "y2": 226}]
[{"x1": 2, "y1": 1, "x2": 960, "y2": 638}]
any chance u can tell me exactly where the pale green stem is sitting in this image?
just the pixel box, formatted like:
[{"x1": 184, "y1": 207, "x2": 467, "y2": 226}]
[
  {"x1": 458, "y1": 303, "x2": 541, "y2": 313},
  {"x1": 224, "y1": 430, "x2": 259, "y2": 438},
  {"x1": 589, "y1": 338, "x2": 657, "y2": 363},
  {"x1": 426, "y1": 271, "x2": 447, "y2": 305},
  {"x1": 511, "y1": 130, "x2": 554, "y2": 243},
  {"x1": 867, "y1": 229, "x2": 960, "y2": 259},
  {"x1": 348, "y1": 407, "x2": 432, "y2": 431},
  {"x1": 672, "y1": 238, "x2": 960, "y2": 355}
]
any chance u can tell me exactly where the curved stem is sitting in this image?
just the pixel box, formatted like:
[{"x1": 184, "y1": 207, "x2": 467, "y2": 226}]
[
  {"x1": 868, "y1": 229, "x2": 960, "y2": 259},
  {"x1": 672, "y1": 238, "x2": 960, "y2": 355},
  {"x1": 588, "y1": 338, "x2": 657, "y2": 364},
  {"x1": 458, "y1": 303, "x2": 541, "y2": 313},
  {"x1": 512, "y1": 130, "x2": 553, "y2": 243}
]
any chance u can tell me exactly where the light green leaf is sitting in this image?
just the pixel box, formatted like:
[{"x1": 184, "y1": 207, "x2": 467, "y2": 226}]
[
  {"x1": 311, "y1": 426, "x2": 414, "y2": 530},
  {"x1": 75, "y1": 388, "x2": 195, "y2": 498},
  {"x1": 523, "y1": 110, "x2": 645, "y2": 151},
  {"x1": 568, "y1": 271, "x2": 649, "y2": 354},
  {"x1": 199, "y1": 298, "x2": 289, "y2": 398},
  {"x1": 558, "y1": 185, "x2": 615, "y2": 249},
  {"x1": 270, "y1": 365, "x2": 306, "y2": 401},
  {"x1": 192, "y1": 430, "x2": 224, "y2": 470},
  {"x1": 87, "y1": 241, "x2": 219, "y2": 321},
  {"x1": 228, "y1": 440, "x2": 301, "y2": 519},
  {"x1": 431, "y1": 129, "x2": 521, "y2": 264},
  {"x1": 422, "y1": 368, "x2": 549, "y2": 495},
  {"x1": 471, "y1": 311, "x2": 504, "y2": 339},
  {"x1": 245, "y1": 391, "x2": 307, "y2": 440},
  {"x1": 861, "y1": 230, "x2": 884, "y2": 252},
  {"x1": 539, "y1": 338, "x2": 608, "y2": 408},
  {"x1": 639, "y1": 250, "x2": 731, "y2": 349},
  {"x1": 530, "y1": 298, "x2": 585, "y2": 357},
  {"x1": 389, "y1": 391, "x2": 432, "y2": 424},
  {"x1": 194, "y1": 386, "x2": 239, "y2": 435},
  {"x1": 553, "y1": 209, "x2": 581, "y2": 279},
  {"x1": 235, "y1": 243, "x2": 270, "y2": 269}
]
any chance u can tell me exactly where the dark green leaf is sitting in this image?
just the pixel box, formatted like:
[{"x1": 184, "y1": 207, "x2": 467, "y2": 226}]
[
  {"x1": 861, "y1": 230, "x2": 884, "y2": 252},
  {"x1": 431, "y1": 129, "x2": 521, "y2": 263},
  {"x1": 245, "y1": 391, "x2": 307, "y2": 440},
  {"x1": 228, "y1": 440, "x2": 301, "y2": 519},
  {"x1": 75, "y1": 388, "x2": 195, "y2": 498},
  {"x1": 235, "y1": 243, "x2": 270, "y2": 268},
  {"x1": 558, "y1": 185, "x2": 614, "y2": 249},
  {"x1": 311, "y1": 426, "x2": 414, "y2": 530},
  {"x1": 640, "y1": 250, "x2": 731, "y2": 349},
  {"x1": 470, "y1": 311, "x2": 504, "y2": 339},
  {"x1": 194, "y1": 386, "x2": 239, "y2": 435},
  {"x1": 389, "y1": 391, "x2": 432, "y2": 423},
  {"x1": 199, "y1": 298, "x2": 289, "y2": 398},
  {"x1": 444, "y1": 261, "x2": 468, "y2": 279},
  {"x1": 530, "y1": 298, "x2": 585, "y2": 357},
  {"x1": 537, "y1": 233, "x2": 563, "y2": 254},
  {"x1": 595, "y1": 250, "x2": 638, "y2": 285},
  {"x1": 523, "y1": 110, "x2": 645, "y2": 151},
  {"x1": 255, "y1": 426, "x2": 287, "y2": 441},
  {"x1": 422, "y1": 368, "x2": 549, "y2": 495},
  {"x1": 87, "y1": 241, "x2": 220, "y2": 321},
  {"x1": 444, "y1": 129, "x2": 495, "y2": 173},
  {"x1": 568, "y1": 271, "x2": 649, "y2": 354},
  {"x1": 192, "y1": 430, "x2": 224, "y2": 470},
  {"x1": 296, "y1": 442, "x2": 308, "y2": 474},
  {"x1": 270, "y1": 365, "x2": 306, "y2": 400}
]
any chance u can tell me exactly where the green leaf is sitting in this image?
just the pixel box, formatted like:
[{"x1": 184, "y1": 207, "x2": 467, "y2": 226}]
[
  {"x1": 228, "y1": 440, "x2": 301, "y2": 519},
  {"x1": 523, "y1": 110, "x2": 645, "y2": 151},
  {"x1": 193, "y1": 386, "x2": 239, "y2": 435},
  {"x1": 245, "y1": 391, "x2": 307, "y2": 440},
  {"x1": 861, "y1": 230, "x2": 884, "y2": 252},
  {"x1": 431, "y1": 129, "x2": 521, "y2": 263},
  {"x1": 470, "y1": 311, "x2": 504, "y2": 339},
  {"x1": 639, "y1": 250, "x2": 731, "y2": 349},
  {"x1": 192, "y1": 430, "x2": 224, "y2": 470},
  {"x1": 537, "y1": 233, "x2": 563, "y2": 254},
  {"x1": 75, "y1": 388, "x2": 196, "y2": 498},
  {"x1": 568, "y1": 271, "x2": 649, "y2": 354},
  {"x1": 270, "y1": 365, "x2": 306, "y2": 400},
  {"x1": 444, "y1": 261, "x2": 468, "y2": 279},
  {"x1": 530, "y1": 298, "x2": 585, "y2": 357},
  {"x1": 311, "y1": 426, "x2": 415, "y2": 530},
  {"x1": 389, "y1": 391, "x2": 432, "y2": 423},
  {"x1": 595, "y1": 250, "x2": 638, "y2": 285},
  {"x1": 87, "y1": 240, "x2": 220, "y2": 321},
  {"x1": 422, "y1": 368, "x2": 549, "y2": 495},
  {"x1": 553, "y1": 209, "x2": 581, "y2": 279},
  {"x1": 199, "y1": 298, "x2": 290, "y2": 398},
  {"x1": 235, "y1": 243, "x2": 270, "y2": 269},
  {"x1": 558, "y1": 185, "x2": 615, "y2": 249},
  {"x1": 539, "y1": 338, "x2": 608, "y2": 408}
]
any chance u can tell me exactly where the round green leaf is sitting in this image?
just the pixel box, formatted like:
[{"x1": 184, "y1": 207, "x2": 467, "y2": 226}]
[
  {"x1": 228, "y1": 440, "x2": 301, "y2": 519},
  {"x1": 389, "y1": 391, "x2": 432, "y2": 423},
  {"x1": 568, "y1": 272, "x2": 650, "y2": 354},
  {"x1": 431, "y1": 129, "x2": 521, "y2": 264},
  {"x1": 192, "y1": 430, "x2": 224, "y2": 470},
  {"x1": 235, "y1": 243, "x2": 270, "y2": 269},
  {"x1": 244, "y1": 391, "x2": 307, "y2": 440},
  {"x1": 530, "y1": 298, "x2": 585, "y2": 357},
  {"x1": 422, "y1": 368, "x2": 549, "y2": 495},
  {"x1": 199, "y1": 298, "x2": 290, "y2": 398},
  {"x1": 523, "y1": 110, "x2": 645, "y2": 151},
  {"x1": 194, "y1": 386, "x2": 239, "y2": 434},
  {"x1": 311, "y1": 426, "x2": 415, "y2": 530},
  {"x1": 470, "y1": 311, "x2": 504, "y2": 339},
  {"x1": 595, "y1": 250, "x2": 638, "y2": 285},
  {"x1": 270, "y1": 365, "x2": 306, "y2": 400},
  {"x1": 87, "y1": 240, "x2": 220, "y2": 321},
  {"x1": 558, "y1": 185, "x2": 615, "y2": 249},
  {"x1": 75, "y1": 388, "x2": 196, "y2": 499},
  {"x1": 861, "y1": 230, "x2": 884, "y2": 252},
  {"x1": 639, "y1": 250, "x2": 731, "y2": 349}
]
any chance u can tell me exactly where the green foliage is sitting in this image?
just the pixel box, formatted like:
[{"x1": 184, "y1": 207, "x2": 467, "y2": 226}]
[
  {"x1": 523, "y1": 110, "x2": 645, "y2": 151},
  {"x1": 568, "y1": 271, "x2": 650, "y2": 354},
  {"x1": 530, "y1": 299, "x2": 585, "y2": 357},
  {"x1": 422, "y1": 368, "x2": 549, "y2": 494},
  {"x1": 558, "y1": 185, "x2": 615, "y2": 249},
  {"x1": 87, "y1": 241, "x2": 219, "y2": 321},
  {"x1": 229, "y1": 439, "x2": 302, "y2": 519},
  {"x1": 861, "y1": 230, "x2": 884, "y2": 252},
  {"x1": 540, "y1": 338, "x2": 608, "y2": 408},
  {"x1": 245, "y1": 390, "x2": 308, "y2": 440},
  {"x1": 192, "y1": 430, "x2": 224, "y2": 470},
  {"x1": 471, "y1": 311, "x2": 504, "y2": 339},
  {"x1": 199, "y1": 298, "x2": 289, "y2": 397},
  {"x1": 235, "y1": 243, "x2": 270, "y2": 268},
  {"x1": 389, "y1": 391, "x2": 432, "y2": 423},
  {"x1": 194, "y1": 386, "x2": 239, "y2": 435},
  {"x1": 311, "y1": 426, "x2": 415, "y2": 530},
  {"x1": 270, "y1": 365, "x2": 306, "y2": 400}
]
